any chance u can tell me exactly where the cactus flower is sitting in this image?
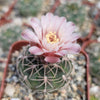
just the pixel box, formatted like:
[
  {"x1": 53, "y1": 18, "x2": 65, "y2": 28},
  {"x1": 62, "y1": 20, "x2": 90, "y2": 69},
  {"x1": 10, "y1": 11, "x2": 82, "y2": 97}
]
[{"x1": 22, "y1": 13, "x2": 80, "y2": 63}]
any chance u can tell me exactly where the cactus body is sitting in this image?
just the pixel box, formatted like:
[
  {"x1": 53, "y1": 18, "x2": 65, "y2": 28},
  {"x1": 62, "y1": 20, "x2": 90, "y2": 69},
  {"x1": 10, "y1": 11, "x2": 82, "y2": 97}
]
[{"x1": 17, "y1": 45, "x2": 73, "y2": 93}]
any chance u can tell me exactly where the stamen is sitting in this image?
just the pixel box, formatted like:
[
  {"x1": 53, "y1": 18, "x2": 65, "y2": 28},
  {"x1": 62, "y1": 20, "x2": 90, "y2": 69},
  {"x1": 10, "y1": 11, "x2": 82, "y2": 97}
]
[{"x1": 46, "y1": 32, "x2": 59, "y2": 44}]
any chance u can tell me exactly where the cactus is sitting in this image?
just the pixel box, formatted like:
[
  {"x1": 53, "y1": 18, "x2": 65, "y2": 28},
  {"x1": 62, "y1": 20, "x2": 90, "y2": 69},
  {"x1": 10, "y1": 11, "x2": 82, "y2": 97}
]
[
  {"x1": 90, "y1": 54, "x2": 100, "y2": 81},
  {"x1": 16, "y1": 0, "x2": 43, "y2": 17},
  {"x1": 86, "y1": 43, "x2": 100, "y2": 81},
  {"x1": 17, "y1": 45, "x2": 73, "y2": 93},
  {"x1": 0, "y1": 26, "x2": 22, "y2": 51},
  {"x1": 90, "y1": 95, "x2": 98, "y2": 100},
  {"x1": 55, "y1": 3, "x2": 86, "y2": 26}
]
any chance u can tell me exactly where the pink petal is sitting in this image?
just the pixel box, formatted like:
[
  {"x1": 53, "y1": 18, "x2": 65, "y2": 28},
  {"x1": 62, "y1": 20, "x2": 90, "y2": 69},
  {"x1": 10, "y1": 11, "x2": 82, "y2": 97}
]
[
  {"x1": 64, "y1": 22, "x2": 76, "y2": 34},
  {"x1": 55, "y1": 50, "x2": 68, "y2": 56},
  {"x1": 41, "y1": 13, "x2": 53, "y2": 36},
  {"x1": 29, "y1": 46, "x2": 44, "y2": 55},
  {"x1": 45, "y1": 56, "x2": 60, "y2": 63},
  {"x1": 61, "y1": 33, "x2": 80, "y2": 43},
  {"x1": 41, "y1": 15, "x2": 47, "y2": 36},
  {"x1": 41, "y1": 13, "x2": 66, "y2": 36},
  {"x1": 48, "y1": 16, "x2": 66, "y2": 33},
  {"x1": 66, "y1": 22, "x2": 75, "y2": 29},
  {"x1": 64, "y1": 22, "x2": 76, "y2": 35},
  {"x1": 46, "y1": 15, "x2": 57, "y2": 32},
  {"x1": 31, "y1": 17, "x2": 41, "y2": 26},
  {"x1": 42, "y1": 38, "x2": 59, "y2": 52},
  {"x1": 58, "y1": 21, "x2": 75, "y2": 39},
  {"x1": 61, "y1": 43, "x2": 81, "y2": 54},
  {"x1": 65, "y1": 33, "x2": 80, "y2": 43},
  {"x1": 54, "y1": 16, "x2": 66, "y2": 33},
  {"x1": 58, "y1": 22, "x2": 67, "y2": 38},
  {"x1": 30, "y1": 18, "x2": 42, "y2": 39},
  {"x1": 21, "y1": 29, "x2": 40, "y2": 44}
]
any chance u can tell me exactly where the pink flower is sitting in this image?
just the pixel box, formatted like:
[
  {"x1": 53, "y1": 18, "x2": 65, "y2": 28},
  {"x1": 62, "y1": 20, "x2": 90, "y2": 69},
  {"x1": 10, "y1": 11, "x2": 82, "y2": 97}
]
[{"x1": 22, "y1": 13, "x2": 81, "y2": 63}]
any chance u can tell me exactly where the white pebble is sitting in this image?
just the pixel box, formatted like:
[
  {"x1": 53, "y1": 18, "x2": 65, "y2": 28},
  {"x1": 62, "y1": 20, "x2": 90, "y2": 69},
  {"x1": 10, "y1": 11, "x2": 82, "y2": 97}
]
[
  {"x1": 59, "y1": 0, "x2": 67, "y2": 4},
  {"x1": 13, "y1": 18, "x2": 22, "y2": 26},
  {"x1": 96, "y1": 2, "x2": 100, "y2": 9},
  {"x1": 67, "y1": 54, "x2": 75, "y2": 59},
  {"x1": 2, "y1": 6, "x2": 9, "y2": 12},
  {"x1": 77, "y1": 76, "x2": 82, "y2": 82},
  {"x1": 72, "y1": 84, "x2": 77, "y2": 91},
  {"x1": 90, "y1": 86, "x2": 100, "y2": 94},
  {"x1": 0, "y1": 48, "x2": 3, "y2": 56},
  {"x1": 97, "y1": 37, "x2": 100, "y2": 42},
  {"x1": 5, "y1": 84, "x2": 15, "y2": 97},
  {"x1": 11, "y1": 98, "x2": 20, "y2": 100}
]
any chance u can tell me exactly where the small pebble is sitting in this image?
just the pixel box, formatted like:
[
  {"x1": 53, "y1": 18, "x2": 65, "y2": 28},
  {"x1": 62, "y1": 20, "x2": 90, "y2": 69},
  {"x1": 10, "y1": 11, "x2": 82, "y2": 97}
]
[
  {"x1": 11, "y1": 98, "x2": 20, "y2": 100},
  {"x1": 12, "y1": 75, "x2": 19, "y2": 83},
  {"x1": 71, "y1": 84, "x2": 77, "y2": 91},
  {"x1": 90, "y1": 86, "x2": 100, "y2": 94},
  {"x1": 5, "y1": 84, "x2": 15, "y2": 97}
]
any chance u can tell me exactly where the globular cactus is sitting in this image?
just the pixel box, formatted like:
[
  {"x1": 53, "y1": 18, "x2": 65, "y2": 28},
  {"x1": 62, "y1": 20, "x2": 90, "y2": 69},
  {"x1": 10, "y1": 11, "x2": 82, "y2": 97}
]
[
  {"x1": 16, "y1": 0, "x2": 43, "y2": 17},
  {"x1": 0, "y1": 26, "x2": 22, "y2": 51},
  {"x1": 55, "y1": 3, "x2": 86, "y2": 26},
  {"x1": 86, "y1": 43, "x2": 100, "y2": 82},
  {"x1": 90, "y1": 95, "x2": 98, "y2": 100},
  {"x1": 17, "y1": 45, "x2": 73, "y2": 93}
]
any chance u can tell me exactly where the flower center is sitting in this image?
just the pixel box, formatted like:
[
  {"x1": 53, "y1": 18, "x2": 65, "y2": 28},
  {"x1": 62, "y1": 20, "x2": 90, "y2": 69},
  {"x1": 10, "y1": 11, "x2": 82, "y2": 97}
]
[{"x1": 46, "y1": 32, "x2": 59, "y2": 44}]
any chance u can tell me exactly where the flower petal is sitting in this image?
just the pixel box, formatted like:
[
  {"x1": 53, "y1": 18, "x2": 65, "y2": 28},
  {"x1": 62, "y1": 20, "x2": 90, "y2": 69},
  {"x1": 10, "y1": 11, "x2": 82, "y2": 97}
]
[
  {"x1": 21, "y1": 29, "x2": 40, "y2": 44},
  {"x1": 48, "y1": 16, "x2": 66, "y2": 33},
  {"x1": 42, "y1": 38, "x2": 59, "y2": 52},
  {"x1": 29, "y1": 46, "x2": 44, "y2": 55},
  {"x1": 45, "y1": 56, "x2": 60, "y2": 63},
  {"x1": 55, "y1": 50, "x2": 68, "y2": 56},
  {"x1": 30, "y1": 18, "x2": 42, "y2": 39},
  {"x1": 69, "y1": 33, "x2": 80, "y2": 42},
  {"x1": 62, "y1": 33, "x2": 80, "y2": 43},
  {"x1": 62, "y1": 43, "x2": 81, "y2": 54},
  {"x1": 54, "y1": 16, "x2": 66, "y2": 33},
  {"x1": 41, "y1": 13, "x2": 66, "y2": 35},
  {"x1": 31, "y1": 17, "x2": 41, "y2": 25},
  {"x1": 58, "y1": 21, "x2": 75, "y2": 39},
  {"x1": 41, "y1": 13, "x2": 53, "y2": 36}
]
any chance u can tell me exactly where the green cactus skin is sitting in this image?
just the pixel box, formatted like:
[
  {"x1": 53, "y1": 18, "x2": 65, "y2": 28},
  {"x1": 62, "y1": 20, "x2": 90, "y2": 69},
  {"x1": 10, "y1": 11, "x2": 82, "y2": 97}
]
[
  {"x1": 55, "y1": 3, "x2": 86, "y2": 26},
  {"x1": 90, "y1": 95, "x2": 99, "y2": 100},
  {"x1": 86, "y1": 43, "x2": 100, "y2": 83},
  {"x1": 0, "y1": 26, "x2": 22, "y2": 51},
  {"x1": 16, "y1": 0, "x2": 43, "y2": 17},
  {"x1": 17, "y1": 45, "x2": 73, "y2": 93}
]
